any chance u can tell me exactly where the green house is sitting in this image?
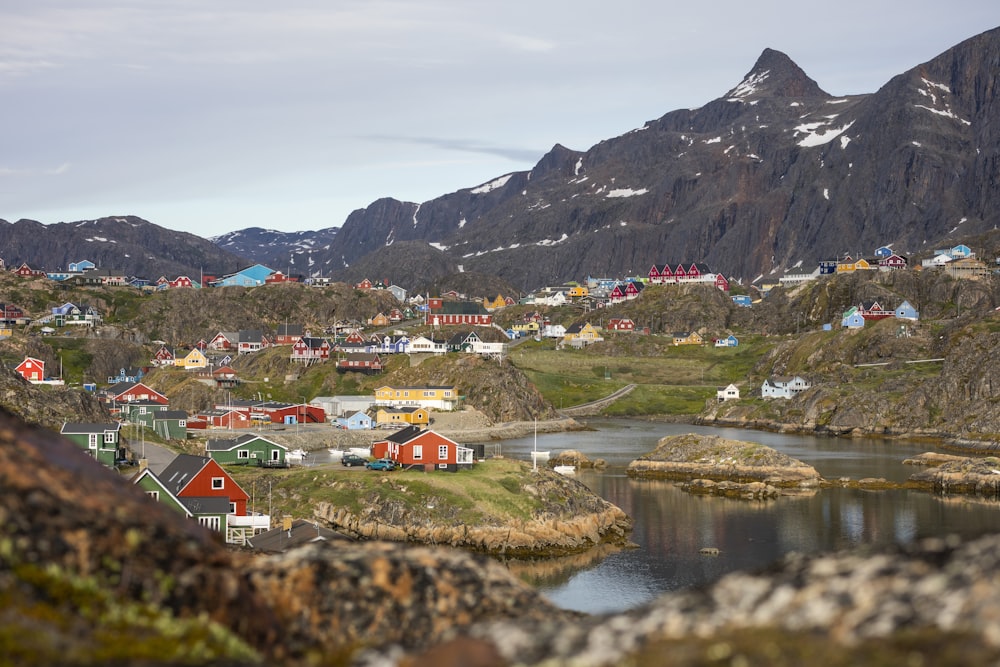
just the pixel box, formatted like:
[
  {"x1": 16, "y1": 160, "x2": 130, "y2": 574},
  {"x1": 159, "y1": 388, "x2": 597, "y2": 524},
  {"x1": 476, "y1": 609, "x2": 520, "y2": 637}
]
[
  {"x1": 205, "y1": 433, "x2": 287, "y2": 466},
  {"x1": 131, "y1": 465, "x2": 230, "y2": 534},
  {"x1": 153, "y1": 410, "x2": 189, "y2": 440},
  {"x1": 61, "y1": 422, "x2": 123, "y2": 467},
  {"x1": 123, "y1": 401, "x2": 170, "y2": 428}
]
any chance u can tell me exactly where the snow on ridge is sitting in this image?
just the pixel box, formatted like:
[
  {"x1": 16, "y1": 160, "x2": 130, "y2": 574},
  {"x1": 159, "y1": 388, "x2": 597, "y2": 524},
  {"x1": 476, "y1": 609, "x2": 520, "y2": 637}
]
[
  {"x1": 728, "y1": 69, "x2": 769, "y2": 100},
  {"x1": 574, "y1": 157, "x2": 583, "y2": 176},
  {"x1": 428, "y1": 242, "x2": 450, "y2": 251},
  {"x1": 704, "y1": 136, "x2": 722, "y2": 144},
  {"x1": 796, "y1": 120, "x2": 855, "y2": 148},
  {"x1": 536, "y1": 233, "x2": 569, "y2": 247},
  {"x1": 471, "y1": 174, "x2": 513, "y2": 194},
  {"x1": 458, "y1": 217, "x2": 466, "y2": 229},
  {"x1": 606, "y1": 188, "x2": 648, "y2": 198},
  {"x1": 914, "y1": 104, "x2": 970, "y2": 125},
  {"x1": 85, "y1": 236, "x2": 116, "y2": 243},
  {"x1": 412, "y1": 203, "x2": 421, "y2": 227}
]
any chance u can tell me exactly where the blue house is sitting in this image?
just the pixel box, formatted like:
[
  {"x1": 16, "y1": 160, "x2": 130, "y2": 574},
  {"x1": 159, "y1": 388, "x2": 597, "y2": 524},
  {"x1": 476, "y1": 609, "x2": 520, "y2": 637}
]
[
  {"x1": 335, "y1": 410, "x2": 373, "y2": 430},
  {"x1": 731, "y1": 295, "x2": 752, "y2": 307},
  {"x1": 894, "y1": 300, "x2": 919, "y2": 321},
  {"x1": 212, "y1": 264, "x2": 274, "y2": 287},
  {"x1": 714, "y1": 334, "x2": 739, "y2": 347},
  {"x1": 874, "y1": 246, "x2": 893, "y2": 259},
  {"x1": 108, "y1": 367, "x2": 145, "y2": 384},
  {"x1": 841, "y1": 309, "x2": 866, "y2": 328},
  {"x1": 68, "y1": 259, "x2": 96, "y2": 273},
  {"x1": 818, "y1": 260, "x2": 838, "y2": 275}
]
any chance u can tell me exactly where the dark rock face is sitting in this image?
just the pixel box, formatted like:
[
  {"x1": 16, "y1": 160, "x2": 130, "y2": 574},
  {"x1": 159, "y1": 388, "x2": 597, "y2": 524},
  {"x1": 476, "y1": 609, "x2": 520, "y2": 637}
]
[
  {"x1": 0, "y1": 215, "x2": 248, "y2": 279},
  {"x1": 239, "y1": 27, "x2": 1000, "y2": 291}
]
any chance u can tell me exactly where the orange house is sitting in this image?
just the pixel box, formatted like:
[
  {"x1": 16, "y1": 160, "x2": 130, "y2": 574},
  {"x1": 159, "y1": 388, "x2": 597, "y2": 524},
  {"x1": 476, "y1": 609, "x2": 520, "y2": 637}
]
[{"x1": 371, "y1": 426, "x2": 474, "y2": 472}]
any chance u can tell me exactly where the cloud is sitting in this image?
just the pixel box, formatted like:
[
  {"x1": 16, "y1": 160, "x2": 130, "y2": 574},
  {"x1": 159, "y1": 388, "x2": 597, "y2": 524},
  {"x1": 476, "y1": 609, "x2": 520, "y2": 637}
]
[{"x1": 365, "y1": 135, "x2": 543, "y2": 163}]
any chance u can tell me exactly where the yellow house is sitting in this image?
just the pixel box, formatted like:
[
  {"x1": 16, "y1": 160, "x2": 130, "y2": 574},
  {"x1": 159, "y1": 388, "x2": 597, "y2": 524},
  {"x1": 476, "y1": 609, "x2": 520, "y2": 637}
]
[
  {"x1": 672, "y1": 331, "x2": 704, "y2": 346},
  {"x1": 563, "y1": 322, "x2": 601, "y2": 342},
  {"x1": 836, "y1": 257, "x2": 872, "y2": 273},
  {"x1": 483, "y1": 294, "x2": 507, "y2": 311},
  {"x1": 375, "y1": 406, "x2": 429, "y2": 427},
  {"x1": 370, "y1": 312, "x2": 390, "y2": 327},
  {"x1": 512, "y1": 321, "x2": 540, "y2": 334},
  {"x1": 175, "y1": 348, "x2": 209, "y2": 369},
  {"x1": 374, "y1": 385, "x2": 458, "y2": 410},
  {"x1": 567, "y1": 285, "x2": 589, "y2": 298}
]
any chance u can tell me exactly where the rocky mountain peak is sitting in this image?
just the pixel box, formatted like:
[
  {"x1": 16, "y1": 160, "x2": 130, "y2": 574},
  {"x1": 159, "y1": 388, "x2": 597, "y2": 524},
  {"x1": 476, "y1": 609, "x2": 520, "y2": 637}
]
[{"x1": 726, "y1": 47, "x2": 829, "y2": 100}]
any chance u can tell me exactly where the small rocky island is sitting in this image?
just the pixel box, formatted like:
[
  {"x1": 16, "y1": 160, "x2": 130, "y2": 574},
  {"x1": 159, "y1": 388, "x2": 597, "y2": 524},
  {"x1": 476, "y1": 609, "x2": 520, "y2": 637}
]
[
  {"x1": 906, "y1": 453, "x2": 1000, "y2": 496},
  {"x1": 627, "y1": 433, "x2": 822, "y2": 498}
]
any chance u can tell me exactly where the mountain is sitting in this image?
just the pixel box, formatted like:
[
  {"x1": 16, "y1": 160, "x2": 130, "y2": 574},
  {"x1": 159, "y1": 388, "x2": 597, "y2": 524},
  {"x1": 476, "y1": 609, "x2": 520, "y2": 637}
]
[
  {"x1": 231, "y1": 27, "x2": 1000, "y2": 290},
  {"x1": 210, "y1": 226, "x2": 339, "y2": 275},
  {"x1": 0, "y1": 215, "x2": 249, "y2": 279}
]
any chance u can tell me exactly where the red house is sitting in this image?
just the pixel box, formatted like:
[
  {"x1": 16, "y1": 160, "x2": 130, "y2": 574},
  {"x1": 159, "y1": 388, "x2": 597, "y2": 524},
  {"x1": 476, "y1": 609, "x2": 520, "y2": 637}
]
[
  {"x1": 107, "y1": 381, "x2": 169, "y2": 406},
  {"x1": 608, "y1": 284, "x2": 627, "y2": 304},
  {"x1": 201, "y1": 409, "x2": 252, "y2": 429},
  {"x1": 12, "y1": 262, "x2": 45, "y2": 278},
  {"x1": 207, "y1": 332, "x2": 237, "y2": 350},
  {"x1": 648, "y1": 264, "x2": 675, "y2": 284},
  {"x1": 878, "y1": 254, "x2": 908, "y2": 270},
  {"x1": 371, "y1": 426, "x2": 474, "y2": 472},
  {"x1": 265, "y1": 271, "x2": 298, "y2": 284},
  {"x1": 15, "y1": 356, "x2": 45, "y2": 382},
  {"x1": 151, "y1": 345, "x2": 174, "y2": 366},
  {"x1": 157, "y1": 454, "x2": 250, "y2": 516},
  {"x1": 607, "y1": 318, "x2": 635, "y2": 332},
  {"x1": 356, "y1": 278, "x2": 373, "y2": 290},
  {"x1": 291, "y1": 336, "x2": 331, "y2": 362},
  {"x1": 337, "y1": 352, "x2": 383, "y2": 374}
]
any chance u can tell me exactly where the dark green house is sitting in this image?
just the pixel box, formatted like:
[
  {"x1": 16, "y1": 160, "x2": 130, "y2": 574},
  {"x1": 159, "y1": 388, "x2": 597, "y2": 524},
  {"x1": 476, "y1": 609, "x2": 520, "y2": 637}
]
[
  {"x1": 153, "y1": 410, "x2": 189, "y2": 440},
  {"x1": 60, "y1": 422, "x2": 123, "y2": 467},
  {"x1": 123, "y1": 401, "x2": 170, "y2": 428},
  {"x1": 131, "y1": 464, "x2": 230, "y2": 535},
  {"x1": 206, "y1": 433, "x2": 287, "y2": 466}
]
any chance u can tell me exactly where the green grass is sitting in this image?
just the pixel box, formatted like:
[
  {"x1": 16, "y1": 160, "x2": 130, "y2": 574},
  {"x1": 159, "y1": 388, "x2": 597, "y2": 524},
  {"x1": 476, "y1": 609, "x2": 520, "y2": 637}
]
[
  {"x1": 509, "y1": 334, "x2": 773, "y2": 415},
  {"x1": 229, "y1": 458, "x2": 558, "y2": 527}
]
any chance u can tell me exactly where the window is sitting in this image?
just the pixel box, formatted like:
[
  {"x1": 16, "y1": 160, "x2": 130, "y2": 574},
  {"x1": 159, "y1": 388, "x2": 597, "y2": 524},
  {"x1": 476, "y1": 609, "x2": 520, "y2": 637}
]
[
  {"x1": 413, "y1": 445, "x2": 422, "y2": 460},
  {"x1": 238, "y1": 450, "x2": 249, "y2": 459},
  {"x1": 438, "y1": 463, "x2": 448, "y2": 469},
  {"x1": 88, "y1": 433, "x2": 98, "y2": 449},
  {"x1": 198, "y1": 516, "x2": 221, "y2": 531},
  {"x1": 146, "y1": 491, "x2": 159, "y2": 501},
  {"x1": 229, "y1": 502, "x2": 236, "y2": 514},
  {"x1": 178, "y1": 420, "x2": 186, "y2": 427},
  {"x1": 438, "y1": 445, "x2": 448, "y2": 460},
  {"x1": 211, "y1": 477, "x2": 224, "y2": 490},
  {"x1": 104, "y1": 431, "x2": 116, "y2": 444}
]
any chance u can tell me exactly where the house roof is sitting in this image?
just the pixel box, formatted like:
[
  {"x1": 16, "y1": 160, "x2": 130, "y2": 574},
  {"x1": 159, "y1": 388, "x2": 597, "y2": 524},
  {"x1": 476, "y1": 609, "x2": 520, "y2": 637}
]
[
  {"x1": 154, "y1": 410, "x2": 189, "y2": 420},
  {"x1": 277, "y1": 323, "x2": 304, "y2": 336},
  {"x1": 178, "y1": 496, "x2": 232, "y2": 515},
  {"x1": 206, "y1": 433, "x2": 286, "y2": 452},
  {"x1": 297, "y1": 336, "x2": 329, "y2": 349},
  {"x1": 247, "y1": 519, "x2": 353, "y2": 553},
  {"x1": 384, "y1": 425, "x2": 424, "y2": 444},
  {"x1": 61, "y1": 422, "x2": 121, "y2": 434},
  {"x1": 158, "y1": 454, "x2": 213, "y2": 495}
]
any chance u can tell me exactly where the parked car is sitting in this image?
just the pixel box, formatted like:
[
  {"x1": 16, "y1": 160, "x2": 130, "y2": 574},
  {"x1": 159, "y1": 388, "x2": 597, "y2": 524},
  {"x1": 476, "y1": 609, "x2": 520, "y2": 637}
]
[
  {"x1": 366, "y1": 458, "x2": 397, "y2": 471},
  {"x1": 341, "y1": 454, "x2": 367, "y2": 467}
]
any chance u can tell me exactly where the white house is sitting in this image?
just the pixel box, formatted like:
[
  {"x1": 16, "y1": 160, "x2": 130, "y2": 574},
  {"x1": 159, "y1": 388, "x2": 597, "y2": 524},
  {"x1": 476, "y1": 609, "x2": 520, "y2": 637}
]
[
  {"x1": 761, "y1": 376, "x2": 811, "y2": 399},
  {"x1": 541, "y1": 323, "x2": 567, "y2": 338},
  {"x1": 717, "y1": 384, "x2": 740, "y2": 402}
]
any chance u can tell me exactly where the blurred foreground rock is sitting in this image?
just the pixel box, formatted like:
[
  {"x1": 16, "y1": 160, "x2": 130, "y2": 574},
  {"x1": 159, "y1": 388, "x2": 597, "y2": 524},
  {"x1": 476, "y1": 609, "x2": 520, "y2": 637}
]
[{"x1": 3, "y1": 406, "x2": 1000, "y2": 666}]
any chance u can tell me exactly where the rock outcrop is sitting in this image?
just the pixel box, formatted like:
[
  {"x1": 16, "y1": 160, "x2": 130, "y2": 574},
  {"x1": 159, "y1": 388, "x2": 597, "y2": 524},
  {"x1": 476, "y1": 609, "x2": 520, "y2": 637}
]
[{"x1": 627, "y1": 433, "x2": 822, "y2": 489}]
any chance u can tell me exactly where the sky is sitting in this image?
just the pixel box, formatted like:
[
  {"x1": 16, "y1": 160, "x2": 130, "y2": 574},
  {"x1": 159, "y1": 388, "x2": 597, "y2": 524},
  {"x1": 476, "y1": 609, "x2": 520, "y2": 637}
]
[{"x1": 1, "y1": 2, "x2": 997, "y2": 240}]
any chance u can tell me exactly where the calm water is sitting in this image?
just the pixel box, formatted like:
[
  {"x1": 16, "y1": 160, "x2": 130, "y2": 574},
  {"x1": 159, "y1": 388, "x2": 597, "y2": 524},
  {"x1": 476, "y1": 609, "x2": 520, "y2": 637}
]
[{"x1": 492, "y1": 419, "x2": 1000, "y2": 614}]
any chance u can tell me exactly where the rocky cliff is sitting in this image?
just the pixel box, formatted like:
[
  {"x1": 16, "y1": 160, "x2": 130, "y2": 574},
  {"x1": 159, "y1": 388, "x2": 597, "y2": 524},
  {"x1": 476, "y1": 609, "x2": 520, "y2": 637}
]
[{"x1": 236, "y1": 27, "x2": 1000, "y2": 290}]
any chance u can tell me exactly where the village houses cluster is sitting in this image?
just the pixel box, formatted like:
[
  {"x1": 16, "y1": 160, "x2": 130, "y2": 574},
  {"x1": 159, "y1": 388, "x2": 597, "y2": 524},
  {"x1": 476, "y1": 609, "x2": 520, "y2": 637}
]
[{"x1": 6, "y1": 242, "x2": 999, "y2": 547}]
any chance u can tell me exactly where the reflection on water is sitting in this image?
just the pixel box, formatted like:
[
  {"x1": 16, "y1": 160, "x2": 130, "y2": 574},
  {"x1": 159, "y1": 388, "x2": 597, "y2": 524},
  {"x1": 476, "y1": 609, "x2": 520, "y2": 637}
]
[{"x1": 489, "y1": 418, "x2": 1000, "y2": 614}]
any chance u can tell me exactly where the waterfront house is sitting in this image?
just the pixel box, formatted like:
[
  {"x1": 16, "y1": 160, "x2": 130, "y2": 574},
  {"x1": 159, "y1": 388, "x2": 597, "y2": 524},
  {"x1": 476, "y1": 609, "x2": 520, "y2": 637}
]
[
  {"x1": 375, "y1": 406, "x2": 429, "y2": 428},
  {"x1": 335, "y1": 410, "x2": 373, "y2": 430},
  {"x1": 371, "y1": 426, "x2": 473, "y2": 472},
  {"x1": 206, "y1": 433, "x2": 288, "y2": 466},
  {"x1": 374, "y1": 385, "x2": 457, "y2": 411},
  {"x1": 761, "y1": 376, "x2": 811, "y2": 399},
  {"x1": 717, "y1": 384, "x2": 740, "y2": 402}
]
